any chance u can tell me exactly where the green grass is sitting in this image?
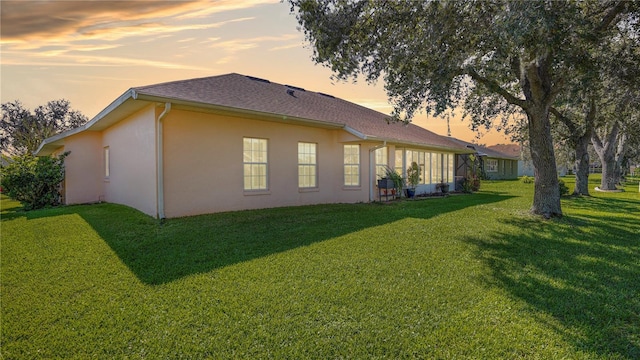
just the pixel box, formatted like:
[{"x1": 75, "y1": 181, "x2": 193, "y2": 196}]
[{"x1": 2, "y1": 176, "x2": 639, "y2": 358}]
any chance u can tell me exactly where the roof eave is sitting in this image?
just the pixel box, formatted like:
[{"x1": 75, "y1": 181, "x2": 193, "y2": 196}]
[{"x1": 35, "y1": 89, "x2": 140, "y2": 156}]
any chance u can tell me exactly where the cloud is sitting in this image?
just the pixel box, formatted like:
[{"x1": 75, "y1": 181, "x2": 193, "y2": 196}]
[
  {"x1": 208, "y1": 34, "x2": 300, "y2": 63},
  {"x1": 0, "y1": 0, "x2": 267, "y2": 42},
  {"x1": 1, "y1": 50, "x2": 210, "y2": 71}
]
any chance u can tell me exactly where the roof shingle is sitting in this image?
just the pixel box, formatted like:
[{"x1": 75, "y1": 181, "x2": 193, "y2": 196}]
[{"x1": 134, "y1": 73, "x2": 469, "y2": 152}]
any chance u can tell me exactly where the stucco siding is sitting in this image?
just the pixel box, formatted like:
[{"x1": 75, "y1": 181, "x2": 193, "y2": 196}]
[
  {"x1": 162, "y1": 110, "x2": 370, "y2": 218},
  {"x1": 102, "y1": 105, "x2": 157, "y2": 217},
  {"x1": 60, "y1": 132, "x2": 104, "y2": 204}
]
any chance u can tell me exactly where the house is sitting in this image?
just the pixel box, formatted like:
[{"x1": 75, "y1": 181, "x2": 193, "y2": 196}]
[
  {"x1": 36, "y1": 73, "x2": 473, "y2": 218},
  {"x1": 452, "y1": 140, "x2": 520, "y2": 181}
]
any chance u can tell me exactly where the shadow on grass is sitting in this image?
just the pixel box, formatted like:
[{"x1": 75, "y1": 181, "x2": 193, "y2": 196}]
[
  {"x1": 8, "y1": 193, "x2": 513, "y2": 286},
  {"x1": 464, "y1": 199, "x2": 640, "y2": 358}
]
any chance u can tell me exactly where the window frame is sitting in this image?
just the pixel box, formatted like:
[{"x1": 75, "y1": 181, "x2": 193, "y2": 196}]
[
  {"x1": 343, "y1": 144, "x2": 360, "y2": 187},
  {"x1": 104, "y1": 147, "x2": 110, "y2": 178},
  {"x1": 486, "y1": 159, "x2": 499, "y2": 173},
  {"x1": 298, "y1": 142, "x2": 318, "y2": 189},
  {"x1": 243, "y1": 137, "x2": 269, "y2": 191}
]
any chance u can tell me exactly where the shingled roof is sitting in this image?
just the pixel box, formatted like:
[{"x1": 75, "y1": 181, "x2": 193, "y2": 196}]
[
  {"x1": 37, "y1": 73, "x2": 472, "y2": 155},
  {"x1": 134, "y1": 73, "x2": 469, "y2": 152}
]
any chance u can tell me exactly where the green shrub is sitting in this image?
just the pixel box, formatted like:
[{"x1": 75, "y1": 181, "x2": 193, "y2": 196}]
[
  {"x1": 0, "y1": 152, "x2": 69, "y2": 210},
  {"x1": 558, "y1": 178, "x2": 569, "y2": 196},
  {"x1": 461, "y1": 175, "x2": 481, "y2": 193},
  {"x1": 521, "y1": 175, "x2": 533, "y2": 184}
]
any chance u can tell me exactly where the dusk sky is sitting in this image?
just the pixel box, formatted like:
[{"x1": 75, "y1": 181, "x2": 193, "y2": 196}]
[{"x1": 1, "y1": 0, "x2": 512, "y2": 145}]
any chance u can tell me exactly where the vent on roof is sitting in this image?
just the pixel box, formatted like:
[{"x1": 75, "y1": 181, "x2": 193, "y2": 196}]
[
  {"x1": 287, "y1": 89, "x2": 296, "y2": 97},
  {"x1": 285, "y1": 85, "x2": 306, "y2": 92},
  {"x1": 246, "y1": 76, "x2": 270, "y2": 83},
  {"x1": 317, "y1": 92, "x2": 335, "y2": 99},
  {"x1": 466, "y1": 145, "x2": 476, "y2": 150}
]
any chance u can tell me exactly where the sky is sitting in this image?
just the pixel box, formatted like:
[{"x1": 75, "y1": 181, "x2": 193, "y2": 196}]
[{"x1": 1, "y1": 0, "x2": 513, "y2": 145}]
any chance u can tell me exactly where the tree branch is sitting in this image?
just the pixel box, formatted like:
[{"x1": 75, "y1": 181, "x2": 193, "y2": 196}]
[
  {"x1": 465, "y1": 68, "x2": 528, "y2": 110},
  {"x1": 595, "y1": 1, "x2": 627, "y2": 33}
]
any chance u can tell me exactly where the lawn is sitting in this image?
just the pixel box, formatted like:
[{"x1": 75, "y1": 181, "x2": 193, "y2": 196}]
[{"x1": 2, "y1": 176, "x2": 639, "y2": 358}]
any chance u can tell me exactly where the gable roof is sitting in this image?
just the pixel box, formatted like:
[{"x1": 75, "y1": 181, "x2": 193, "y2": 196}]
[
  {"x1": 37, "y1": 73, "x2": 471, "y2": 155},
  {"x1": 486, "y1": 144, "x2": 521, "y2": 158},
  {"x1": 448, "y1": 138, "x2": 519, "y2": 160}
]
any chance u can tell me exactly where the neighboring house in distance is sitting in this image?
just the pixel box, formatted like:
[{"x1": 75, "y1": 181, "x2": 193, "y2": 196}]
[
  {"x1": 453, "y1": 140, "x2": 519, "y2": 181},
  {"x1": 486, "y1": 143, "x2": 531, "y2": 177},
  {"x1": 36, "y1": 73, "x2": 473, "y2": 218}
]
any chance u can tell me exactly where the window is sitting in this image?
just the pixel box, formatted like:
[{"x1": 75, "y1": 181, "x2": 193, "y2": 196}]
[
  {"x1": 298, "y1": 142, "x2": 317, "y2": 188},
  {"x1": 104, "y1": 147, "x2": 110, "y2": 178},
  {"x1": 344, "y1": 145, "x2": 360, "y2": 186},
  {"x1": 375, "y1": 147, "x2": 387, "y2": 179},
  {"x1": 447, "y1": 153, "x2": 454, "y2": 182},
  {"x1": 431, "y1": 152, "x2": 441, "y2": 183},
  {"x1": 394, "y1": 149, "x2": 404, "y2": 176},
  {"x1": 243, "y1": 138, "x2": 268, "y2": 190},
  {"x1": 486, "y1": 159, "x2": 498, "y2": 172}
]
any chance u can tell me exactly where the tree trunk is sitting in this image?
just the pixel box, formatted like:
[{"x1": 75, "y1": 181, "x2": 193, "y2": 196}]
[
  {"x1": 614, "y1": 132, "x2": 627, "y2": 185},
  {"x1": 520, "y1": 55, "x2": 562, "y2": 218},
  {"x1": 527, "y1": 107, "x2": 562, "y2": 218},
  {"x1": 572, "y1": 133, "x2": 591, "y2": 195},
  {"x1": 592, "y1": 122, "x2": 620, "y2": 190}
]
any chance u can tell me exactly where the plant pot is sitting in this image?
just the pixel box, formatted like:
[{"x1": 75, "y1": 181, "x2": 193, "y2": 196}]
[
  {"x1": 378, "y1": 178, "x2": 395, "y2": 189},
  {"x1": 405, "y1": 188, "x2": 416, "y2": 198},
  {"x1": 440, "y1": 184, "x2": 449, "y2": 194}
]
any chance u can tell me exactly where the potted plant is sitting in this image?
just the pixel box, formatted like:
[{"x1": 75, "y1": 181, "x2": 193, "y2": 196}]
[
  {"x1": 378, "y1": 166, "x2": 403, "y2": 200},
  {"x1": 436, "y1": 179, "x2": 450, "y2": 194},
  {"x1": 405, "y1": 162, "x2": 420, "y2": 198},
  {"x1": 383, "y1": 166, "x2": 404, "y2": 196}
]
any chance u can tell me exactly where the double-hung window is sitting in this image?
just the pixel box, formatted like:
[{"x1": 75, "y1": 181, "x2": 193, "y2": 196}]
[
  {"x1": 104, "y1": 147, "x2": 110, "y2": 178},
  {"x1": 344, "y1": 144, "x2": 360, "y2": 186},
  {"x1": 243, "y1": 138, "x2": 268, "y2": 190},
  {"x1": 486, "y1": 159, "x2": 498, "y2": 172},
  {"x1": 298, "y1": 142, "x2": 317, "y2": 188}
]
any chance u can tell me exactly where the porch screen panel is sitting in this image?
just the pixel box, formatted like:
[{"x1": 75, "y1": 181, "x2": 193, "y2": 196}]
[
  {"x1": 394, "y1": 150, "x2": 403, "y2": 176},
  {"x1": 375, "y1": 147, "x2": 387, "y2": 179}
]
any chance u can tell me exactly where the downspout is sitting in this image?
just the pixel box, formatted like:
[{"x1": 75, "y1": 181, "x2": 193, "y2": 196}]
[
  {"x1": 368, "y1": 141, "x2": 386, "y2": 201},
  {"x1": 157, "y1": 103, "x2": 171, "y2": 219}
]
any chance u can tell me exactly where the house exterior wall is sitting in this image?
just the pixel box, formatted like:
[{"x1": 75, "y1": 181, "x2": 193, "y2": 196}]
[
  {"x1": 57, "y1": 132, "x2": 103, "y2": 205},
  {"x1": 102, "y1": 105, "x2": 158, "y2": 217},
  {"x1": 162, "y1": 109, "x2": 370, "y2": 218},
  {"x1": 485, "y1": 157, "x2": 519, "y2": 180}
]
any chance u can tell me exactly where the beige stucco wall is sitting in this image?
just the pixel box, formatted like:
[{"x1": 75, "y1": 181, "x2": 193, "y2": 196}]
[
  {"x1": 162, "y1": 109, "x2": 373, "y2": 218},
  {"x1": 58, "y1": 132, "x2": 104, "y2": 205},
  {"x1": 102, "y1": 105, "x2": 158, "y2": 217}
]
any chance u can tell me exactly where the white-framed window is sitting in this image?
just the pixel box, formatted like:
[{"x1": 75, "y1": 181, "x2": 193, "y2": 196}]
[
  {"x1": 431, "y1": 152, "x2": 441, "y2": 183},
  {"x1": 394, "y1": 149, "x2": 404, "y2": 177},
  {"x1": 375, "y1": 146, "x2": 387, "y2": 179},
  {"x1": 344, "y1": 144, "x2": 360, "y2": 186},
  {"x1": 447, "y1": 153, "x2": 454, "y2": 182},
  {"x1": 243, "y1": 138, "x2": 268, "y2": 190},
  {"x1": 298, "y1": 142, "x2": 317, "y2": 188},
  {"x1": 104, "y1": 147, "x2": 110, "y2": 178},
  {"x1": 486, "y1": 159, "x2": 498, "y2": 172}
]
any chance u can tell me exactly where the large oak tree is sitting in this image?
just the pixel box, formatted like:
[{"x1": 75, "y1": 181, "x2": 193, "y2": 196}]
[
  {"x1": 1, "y1": 99, "x2": 88, "y2": 156},
  {"x1": 289, "y1": 0, "x2": 636, "y2": 218}
]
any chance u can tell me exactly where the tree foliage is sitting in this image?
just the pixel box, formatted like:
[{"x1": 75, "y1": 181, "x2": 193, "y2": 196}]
[
  {"x1": 289, "y1": 0, "x2": 637, "y2": 218},
  {"x1": 0, "y1": 152, "x2": 69, "y2": 210},
  {"x1": 0, "y1": 99, "x2": 88, "y2": 156}
]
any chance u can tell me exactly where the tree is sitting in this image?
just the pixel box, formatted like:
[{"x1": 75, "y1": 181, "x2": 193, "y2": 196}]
[
  {"x1": 0, "y1": 99, "x2": 88, "y2": 156},
  {"x1": 0, "y1": 152, "x2": 69, "y2": 210},
  {"x1": 289, "y1": 0, "x2": 635, "y2": 218}
]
